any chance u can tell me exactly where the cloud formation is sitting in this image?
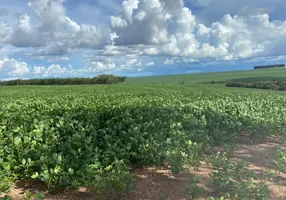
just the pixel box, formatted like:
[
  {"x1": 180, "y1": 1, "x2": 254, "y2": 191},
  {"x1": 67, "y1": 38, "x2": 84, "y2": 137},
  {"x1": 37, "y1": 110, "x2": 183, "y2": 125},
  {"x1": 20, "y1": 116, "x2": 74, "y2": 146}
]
[
  {"x1": 0, "y1": 58, "x2": 30, "y2": 78},
  {"x1": 1, "y1": 0, "x2": 286, "y2": 79},
  {"x1": 0, "y1": 0, "x2": 109, "y2": 55},
  {"x1": 0, "y1": 57, "x2": 121, "y2": 79},
  {"x1": 109, "y1": 0, "x2": 286, "y2": 61}
]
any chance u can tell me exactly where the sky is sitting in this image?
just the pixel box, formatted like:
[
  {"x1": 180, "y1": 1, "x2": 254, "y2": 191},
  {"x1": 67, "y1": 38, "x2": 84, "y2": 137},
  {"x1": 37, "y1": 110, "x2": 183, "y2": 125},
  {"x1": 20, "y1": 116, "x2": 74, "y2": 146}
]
[{"x1": 0, "y1": 0, "x2": 286, "y2": 79}]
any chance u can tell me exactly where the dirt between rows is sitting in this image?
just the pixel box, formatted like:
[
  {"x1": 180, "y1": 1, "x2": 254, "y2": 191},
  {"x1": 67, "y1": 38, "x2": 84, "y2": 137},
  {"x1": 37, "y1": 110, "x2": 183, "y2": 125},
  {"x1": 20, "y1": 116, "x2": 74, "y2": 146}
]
[{"x1": 4, "y1": 136, "x2": 286, "y2": 200}]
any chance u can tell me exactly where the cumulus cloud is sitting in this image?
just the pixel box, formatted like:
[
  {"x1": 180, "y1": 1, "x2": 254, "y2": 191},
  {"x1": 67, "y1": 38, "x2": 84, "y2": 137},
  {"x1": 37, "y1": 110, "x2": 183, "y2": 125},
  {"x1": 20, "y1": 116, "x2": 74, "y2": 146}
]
[
  {"x1": 111, "y1": 0, "x2": 175, "y2": 45},
  {"x1": 0, "y1": 58, "x2": 30, "y2": 78},
  {"x1": 28, "y1": 0, "x2": 67, "y2": 32},
  {"x1": 109, "y1": 0, "x2": 286, "y2": 62},
  {"x1": 2, "y1": 0, "x2": 286, "y2": 78},
  {"x1": 69, "y1": 24, "x2": 109, "y2": 49},
  {"x1": 0, "y1": 45, "x2": 23, "y2": 60},
  {"x1": 31, "y1": 64, "x2": 84, "y2": 78},
  {"x1": 3, "y1": 0, "x2": 286, "y2": 61},
  {"x1": 85, "y1": 62, "x2": 116, "y2": 73},
  {"x1": 0, "y1": 23, "x2": 12, "y2": 43},
  {"x1": 143, "y1": 47, "x2": 160, "y2": 55},
  {"x1": 0, "y1": 0, "x2": 109, "y2": 55},
  {"x1": 0, "y1": 58, "x2": 119, "y2": 80},
  {"x1": 10, "y1": 14, "x2": 39, "y2": 47},
  {"x1": 34, "y1": 42, "x2": 69, "y2": 56},
  {"x1": 0, "y1": 58, "x2": 74, "y2": 79}
]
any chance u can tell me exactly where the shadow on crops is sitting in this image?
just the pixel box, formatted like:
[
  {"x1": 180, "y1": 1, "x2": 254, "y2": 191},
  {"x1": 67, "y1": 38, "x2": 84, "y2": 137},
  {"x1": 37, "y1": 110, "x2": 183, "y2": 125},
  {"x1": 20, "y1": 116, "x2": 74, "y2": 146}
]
[
  {"x1": 46, "y1": 104, "x2": 283, "y2": 155},
  {"x1": 3, "y1": 103, "x2": 284, "y2": 199}
]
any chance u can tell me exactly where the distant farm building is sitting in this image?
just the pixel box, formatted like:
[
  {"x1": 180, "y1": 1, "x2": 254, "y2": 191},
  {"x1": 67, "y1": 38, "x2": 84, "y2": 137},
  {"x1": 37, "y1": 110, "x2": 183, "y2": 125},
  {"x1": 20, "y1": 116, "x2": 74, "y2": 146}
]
[{"x1": 254, "y1": 64, "x2": 285, "y2": 70}]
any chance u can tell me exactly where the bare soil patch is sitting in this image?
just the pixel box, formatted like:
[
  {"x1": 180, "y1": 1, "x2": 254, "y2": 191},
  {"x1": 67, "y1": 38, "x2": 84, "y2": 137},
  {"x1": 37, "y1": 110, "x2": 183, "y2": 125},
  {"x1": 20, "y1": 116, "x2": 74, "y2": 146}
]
[{"x1": 3, "y1": 136, "x2": 286, "y2": 200}]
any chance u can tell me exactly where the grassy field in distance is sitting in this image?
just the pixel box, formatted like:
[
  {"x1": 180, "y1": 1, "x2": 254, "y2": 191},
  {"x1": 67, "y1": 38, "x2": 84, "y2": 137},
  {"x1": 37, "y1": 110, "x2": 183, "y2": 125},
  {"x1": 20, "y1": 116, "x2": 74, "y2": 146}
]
[{"x1": 125, "y1": 68, "x2": 286, "y2": 84}]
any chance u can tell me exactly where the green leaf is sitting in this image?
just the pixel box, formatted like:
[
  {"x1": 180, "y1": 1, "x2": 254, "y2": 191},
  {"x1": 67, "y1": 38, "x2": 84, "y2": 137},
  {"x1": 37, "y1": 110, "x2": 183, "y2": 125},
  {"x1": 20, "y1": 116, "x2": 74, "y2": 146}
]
[
  {"x1": 68, "y1": 168, "x2": 74, "y2": 174},
  {"x1": 105, "y1": 165, "x2": 112, "y2": 171},
  {"x1": 54, "y1": 166, "x2": 61, "y2": 174},
  {"x1": 24, "y1": 190, "x2": 32, "y2": 199},
  {"x1": 13, "y1": 127, "x2": 21, "y2": 133},
  {"x1": 31, "y1": 172, "x2": 39, "y2": 179},
  {"x1": 57, "y1": 155, "x2": 62, "y2": 162},
  {"x1": 14, "y1": 137, "x2": 21, "y2": 145}
]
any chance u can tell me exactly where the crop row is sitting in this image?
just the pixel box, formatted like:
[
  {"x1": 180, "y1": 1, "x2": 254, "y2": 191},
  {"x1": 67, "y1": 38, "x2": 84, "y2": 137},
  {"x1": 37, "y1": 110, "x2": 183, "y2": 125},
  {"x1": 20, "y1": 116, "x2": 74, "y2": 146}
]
[{"x1": 1, "y1": 85, "x2": 286, "y2": 195}]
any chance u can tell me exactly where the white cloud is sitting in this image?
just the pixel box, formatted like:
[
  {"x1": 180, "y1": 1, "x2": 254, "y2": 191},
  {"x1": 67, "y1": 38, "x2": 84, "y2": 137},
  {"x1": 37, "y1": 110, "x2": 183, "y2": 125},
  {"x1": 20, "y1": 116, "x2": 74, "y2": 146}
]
[
  {"x1": 44, "y1": 64, "x2": 71, "y2": 76},
  {"x1": 32, "y1": 64, "x2": 77, "y2": 77},
  {"x1": 127, "y1": 59, "x2": 138, "y2": 65},
  {"x1": 145, "y1": 61, "x2": 155, "y2": 66},
  {"x1": 84, "y1": 55, "x2": 147, "y2": 73},
  {"x1": 163, "y1": 58, "x2": 174, "y2": 65},
  {"x1": 109, "y1": 0, "x2": 286, "y2": 62},
  {"x1": 110, "y1": 16, "x2": 128, "y2": 28},
  {"x1": 28, "y1": 0, "x2": 67, "y2": 32},
  {"x1": 0, "y1": 58, "x2": 75, "y2": 79},
  {"x1": 0, "y1": 23, "x2": 12, "y2": 43},
  {"x1": 65, "y1": 17, "x2": 81, "y2": 32},
  {"x1": 101, "y1": 45, "x2": 143, "y2": 56},
  {"x1": 0, "y1": 45, "x2": 22, "y2": 60},
  {"x1": 143, "y1": 47, "x2": 160, "y2": 55},
  {"x1": 69, "y1": 24, "x2": 109, "y2": 49},
  {"x1": 183, "y1": 58, "x2": 198, "y2": 63},
  {"x1": 85, "y1": 62, "x2": 116, "y2": 73},
  {"x1": 10, "y1": 14, "x2": 42, "y2": 47},
  {"x1": 2, "y1": 0, "x2": 286, "y2": 78},
  {"x1": 111, "y1": 0, "x2": 172, "y2": 45},
  {"x1": 60, "y1": 56, "x2": 70, "y2": 61},
  {"x1": 0, "y1": 58, "x2": 119, "y2": 80},
  {"x1": 0, "y1": 58, "x2": 30, "y2": 78},
  {"x1": 34, "y1": 42, "x2": 69, "y2": 56},
  {"x1": 47, "y1": 56, "x2": 70, "y2": 63},
  {"x1": 1, "y1": 0, "x2": 109, "y2": 55}
]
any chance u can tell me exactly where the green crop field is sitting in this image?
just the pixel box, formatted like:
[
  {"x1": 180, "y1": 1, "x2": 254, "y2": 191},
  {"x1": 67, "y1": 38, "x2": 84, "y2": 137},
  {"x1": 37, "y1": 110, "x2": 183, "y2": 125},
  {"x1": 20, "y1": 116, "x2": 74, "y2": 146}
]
[
  {"x1": 125, "y1": 68, "x2": 286, "y2": 84},
  {"x1": 1, "y1": 69, "x2": 286, "y2": 199}
]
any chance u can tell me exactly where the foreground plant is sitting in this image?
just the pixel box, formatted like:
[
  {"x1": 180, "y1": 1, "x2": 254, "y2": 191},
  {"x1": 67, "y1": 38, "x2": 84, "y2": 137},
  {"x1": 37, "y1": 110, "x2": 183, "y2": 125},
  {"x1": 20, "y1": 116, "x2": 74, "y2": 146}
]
[
  {"x1": 184, "y1": 175, "x2": 207, "y2": 199},
  {"x1": 210, "y1": 152, "x2": 271, "y2": 200},
  {"x1": 274, "y1": 146, "x2": 286, "y2": 173}
]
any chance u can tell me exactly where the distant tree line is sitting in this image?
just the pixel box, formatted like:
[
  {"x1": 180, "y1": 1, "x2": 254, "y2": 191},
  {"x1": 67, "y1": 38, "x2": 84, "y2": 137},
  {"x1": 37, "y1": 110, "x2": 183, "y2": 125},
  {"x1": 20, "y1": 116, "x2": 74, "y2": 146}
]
[
  {"x1": 0, "y1": 74, "x2": 126, "y2": 86},
  {"x1": 226, "y1": 80, "x2": 286, "y2": 91},
  {"x1": 254, "y1": 64, "x2": 285, "y2": 70}
]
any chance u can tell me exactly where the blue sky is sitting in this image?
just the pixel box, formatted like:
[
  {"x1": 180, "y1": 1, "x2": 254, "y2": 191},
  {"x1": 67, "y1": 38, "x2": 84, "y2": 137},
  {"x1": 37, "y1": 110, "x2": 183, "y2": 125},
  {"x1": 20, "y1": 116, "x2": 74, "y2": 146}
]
[{"x1": 0, "y1": 0, "x2": 286, "y2": 79}]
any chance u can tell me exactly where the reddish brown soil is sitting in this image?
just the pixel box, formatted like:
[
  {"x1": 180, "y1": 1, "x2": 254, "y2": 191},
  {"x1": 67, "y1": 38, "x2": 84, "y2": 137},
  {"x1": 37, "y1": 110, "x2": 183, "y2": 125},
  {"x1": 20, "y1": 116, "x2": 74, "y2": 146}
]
[{"x1": 2, "y1": 136, "x2": 286, "y2": 200}]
